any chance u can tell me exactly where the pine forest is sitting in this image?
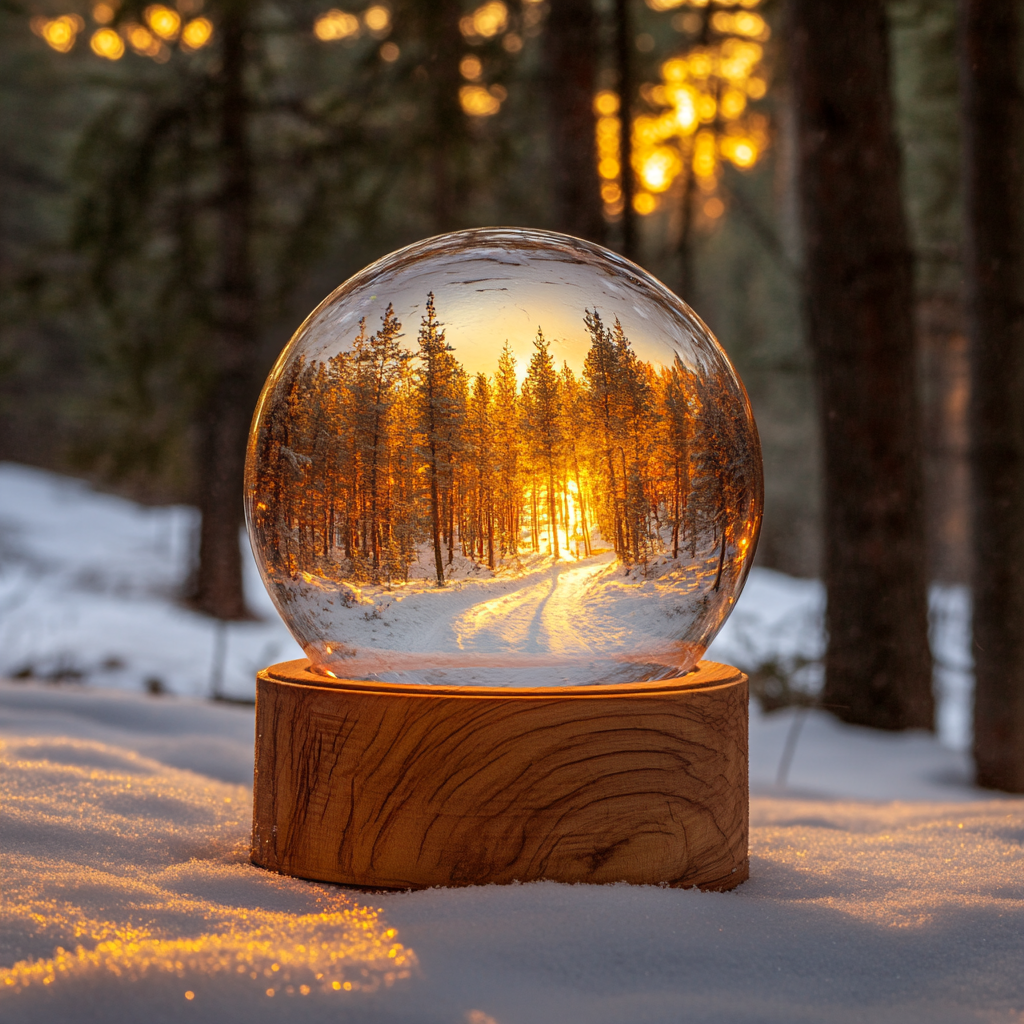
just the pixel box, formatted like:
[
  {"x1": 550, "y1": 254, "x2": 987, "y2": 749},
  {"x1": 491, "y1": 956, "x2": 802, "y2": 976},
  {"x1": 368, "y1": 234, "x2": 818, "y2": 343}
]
[{"x1": 248, "y1": 295, "x2": 762, "y2": 604}]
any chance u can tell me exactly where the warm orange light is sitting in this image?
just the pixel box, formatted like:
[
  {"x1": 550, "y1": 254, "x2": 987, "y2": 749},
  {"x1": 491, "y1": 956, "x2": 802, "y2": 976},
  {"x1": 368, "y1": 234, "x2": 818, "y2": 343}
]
[
  {"x1": 622, "y1": 0, "x2": 770, "y2": 211},
  {"x1": 696, "y1": 94, "x2": 717, "y2": 122},
  {"x1": 459, "y1": 84, "x2": 502, "y2": 116},
  {"x1": 638, "y1": 146, "x2": 681, "y2": 193},
  {"x1": 92, "y1": 3, "x2": 115, "y2": 25},
  {"x1": 90, "y1": 27, "x2": 124, "y2": 59},
  {"x1": 314, "y1": 9, "x2": 359, "y2": 41},
  {"x1": 594, "y1": 91, "x2": 620, "y2": 118},
  {"x1": 126, "y1": 23, "x2": 160, "y2": 56},
  {"x1": 693, "y1": 130, "x2": 717, "y2": 178},
  {"x1": 180, "y1": 16, "x2": 213, "y2": 49},
  {"x1": 460, "y1": 54, "x2": 483, "y2": 81},
  {"x1": 145, "y1": 4, "x2": 180, "y2": 40},
  {"x1": 720, "y1": 88, "x2": 746, "y2": 119},
  {"x1": 379, "y1": 41, "x2": 399, "y2": 61},
  {"x1": 461, "y1": 1, "x2": 507, "y2": 39},
  {"x1": 36, "y1": 15, "x2": 82, "y2": 53},
  {"x1": 746, "y1": 76, "x2": 766, "y2": 99},
  {"x1": 633, "y1": 191, "x2": 657, "y2": 215},
  {"x1": 364, "y1": 5, "x2": 390, "y2": 32},
  {"x1": 703, "y1": 197, "x2": 725, "y2": 219}
]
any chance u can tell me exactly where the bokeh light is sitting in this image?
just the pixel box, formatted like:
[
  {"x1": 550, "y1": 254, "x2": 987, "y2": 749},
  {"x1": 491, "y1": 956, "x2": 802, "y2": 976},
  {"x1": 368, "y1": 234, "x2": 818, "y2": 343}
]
[
  {"x1": 608, "y1": 0, "x2": 772, "y2": 221},
  {"x1": 32, "y1": 14, "x2": 83, "y2": 53},
  {"x1": 90, "y1": 27, "x2": 124, "y2": 59},
  {"x1": 364, "y1": 5, "x2": 390, "y2": 33},
  {"x1": 145, "y1": 4, "x2": 181, "y2": 41},
  {"x1": 459, "y1": 84, "x2": 502, "y2": 117},
  {"x1": 314, "y1": 9, "x2": 360, "y2": 41},
  {"x1": 180, "y1": 16, "x2": 213, "y2": 50},
  {"x1": 460, "y1": 1, "x2": 508, "y2": 41}
]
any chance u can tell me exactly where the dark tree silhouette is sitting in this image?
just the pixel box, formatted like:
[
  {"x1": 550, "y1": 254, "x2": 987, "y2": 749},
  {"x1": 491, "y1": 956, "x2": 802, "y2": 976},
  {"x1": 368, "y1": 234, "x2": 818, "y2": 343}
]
[
  {"x1": 789, "y1": 0, "x2": 933, "y2": 730},
  {"x1": 544, "y1": 0, "x2": 605, "y2": 243},
  {"x1": 959, "y1": 0, "x2": 1024, "y2": 791},
  {"x1": 415, "y1": 293, "x2": 463, "y2": 585}
]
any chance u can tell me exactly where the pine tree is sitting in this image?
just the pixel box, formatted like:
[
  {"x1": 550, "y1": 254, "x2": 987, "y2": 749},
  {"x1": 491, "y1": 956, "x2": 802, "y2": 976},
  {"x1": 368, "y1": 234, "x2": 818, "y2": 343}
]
[
  {"x1": 415, "y1": 293, "x2": 464, "y2": 585},
  {"x1": 611, "y1": 317, "x2": 655, "y2": 566},
  {"x1": 493, "y1": 342, "x2": 522, "y2": 557},
  {"x1": 353, "y1": 305, "x2": 407, "y2": 578},
  {"x1": 582, "y1": 309, "x2": 626, "y2": 556},
  {"x1": 522, "y1": 329, "x2": 563, "y2": 558},
  {"x1": 657, "y1": 360, "x2": 694, "y2": 559}
]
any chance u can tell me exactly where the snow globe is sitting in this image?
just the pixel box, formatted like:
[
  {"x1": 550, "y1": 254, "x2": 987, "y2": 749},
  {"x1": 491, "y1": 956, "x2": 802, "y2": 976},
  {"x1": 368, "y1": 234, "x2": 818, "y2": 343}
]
[{"x1": 247, "y1": 229, "x2": 761, "y2": 891}]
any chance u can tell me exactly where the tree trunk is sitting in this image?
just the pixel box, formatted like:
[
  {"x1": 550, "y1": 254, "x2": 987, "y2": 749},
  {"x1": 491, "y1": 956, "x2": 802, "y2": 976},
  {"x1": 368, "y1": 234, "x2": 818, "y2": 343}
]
[
  {"x1": 544, "y1": 0, "x2": 605, "y2": 243},
  {"x1": 427, "y1": 0, "x2": 465, "y2": 233},
  {"x1": 429, "y1": 442, "x2": 445, "y2": 586},
  {"x1": 676, "y1": 155, "x2": 697, "y2": 302},
  {"x1": 959, "y1": 0, "x2": 1024, "y2": 791},
  {"x1": 194, "y1": 6, "x2": 257, "y2": 621},
  {"x1": 789, "y1": 0, "x2": 933, "y2": 729},
  {"x1": 613, "y1": 0, "x2": 637, "y2": 260}
]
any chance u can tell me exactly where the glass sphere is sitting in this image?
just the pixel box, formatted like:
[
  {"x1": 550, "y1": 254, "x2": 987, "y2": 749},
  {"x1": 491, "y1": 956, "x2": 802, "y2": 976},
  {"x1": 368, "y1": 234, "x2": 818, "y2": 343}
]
[{"x1": 245, "y1": 228, "x2": 762, "y2": 686}]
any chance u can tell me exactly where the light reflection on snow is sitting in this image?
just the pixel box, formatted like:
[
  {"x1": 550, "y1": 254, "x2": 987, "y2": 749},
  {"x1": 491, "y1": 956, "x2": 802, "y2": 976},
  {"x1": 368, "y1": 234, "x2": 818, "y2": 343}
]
[{"x1": 0, "y1": 738, "x2": 415, "y2": 1000}]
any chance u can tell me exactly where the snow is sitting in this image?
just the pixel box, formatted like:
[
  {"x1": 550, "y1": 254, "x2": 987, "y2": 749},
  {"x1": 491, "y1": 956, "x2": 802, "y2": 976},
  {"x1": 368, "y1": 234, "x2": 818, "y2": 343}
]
[
  {"x1": 2, "y1": 462, "x2": 1022, "y2": 1022},
  {"x1": 1, "y1": 681, "x2": 1022, "y2": 1023},
  {"x1": 273, "y1": 549, "x2": 719, "y2": 686},
  {"x1": 0, "y1": 463, "x2": 303, "y2": 701}
]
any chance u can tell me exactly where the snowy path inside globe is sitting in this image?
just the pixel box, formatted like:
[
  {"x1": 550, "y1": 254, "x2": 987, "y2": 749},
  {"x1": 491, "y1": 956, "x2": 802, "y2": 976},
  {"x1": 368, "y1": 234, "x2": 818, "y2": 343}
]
[{"x1": 271, "y1": 544, "x2": 730, "y2": 686}]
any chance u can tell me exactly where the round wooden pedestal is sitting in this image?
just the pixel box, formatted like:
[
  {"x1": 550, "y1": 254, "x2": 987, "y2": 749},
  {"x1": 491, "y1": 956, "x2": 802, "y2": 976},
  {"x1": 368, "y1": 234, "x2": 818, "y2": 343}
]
[{"x1": 251, "y1": 660, "x2": 749, "y2": 891}]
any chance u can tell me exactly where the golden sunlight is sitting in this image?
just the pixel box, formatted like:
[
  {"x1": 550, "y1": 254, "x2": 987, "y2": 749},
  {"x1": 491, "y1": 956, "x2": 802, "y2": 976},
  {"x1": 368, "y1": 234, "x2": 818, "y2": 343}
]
[
  {"x1": 460, "y1": 54, "x2": 483, "y2": 81},
  {"x1": 90, "y1": 27, "x2": 124, "y2": 59},
  {"x1": 125, "y1": 22, "x2": 162, "y2": 58},
  {"x1": 614, "y1": 0, "x2": 771, "y2": 218},
  {"x1": 145, "y1": 4, "x2": 181, "y2": 41},
  {"x1": 461, "y1": 1, "x2": 508, "y2": 40},
  {"x1": 314, "y1": 9, "x2": 360, "y2": 41},
  {"x1": 0, "y1": 905, "x2": 413, "y2": 998},
  {"x1": 180, "y1": 16, "x2": 213, "y2": 51},
  {"x1": 364, "y1": 5, "x2": 390, "y2": 33},
  {"x1": 633, "y1": 191, "x2": 657, "y2": 215},
  {"x1": 32, "y1": 14, "x2": 84, "y2": 53},
  {"x1": 459, "y1": 84, "x2": 502, "y2": 116}
]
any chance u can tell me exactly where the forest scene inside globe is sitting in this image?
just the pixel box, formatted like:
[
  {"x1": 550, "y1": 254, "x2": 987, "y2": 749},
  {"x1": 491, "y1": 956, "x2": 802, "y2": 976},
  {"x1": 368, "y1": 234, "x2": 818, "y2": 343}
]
[{"x1": 245, "y1": 229, "x2": 762, "y2": 686}]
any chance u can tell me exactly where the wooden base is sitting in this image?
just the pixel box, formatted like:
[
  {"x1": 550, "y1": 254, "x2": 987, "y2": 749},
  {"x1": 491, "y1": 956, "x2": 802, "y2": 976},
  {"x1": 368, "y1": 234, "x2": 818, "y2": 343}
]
[{"x1": 251, "y1": 660, "x2": 749, "y2": 891}]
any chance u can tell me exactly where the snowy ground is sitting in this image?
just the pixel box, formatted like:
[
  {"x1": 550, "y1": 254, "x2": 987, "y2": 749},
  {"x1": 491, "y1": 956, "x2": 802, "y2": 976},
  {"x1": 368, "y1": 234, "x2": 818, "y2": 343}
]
[
  {"x1": 1, "y1": 681, "x2": 1022, "y2": 1023},
  {"x1": 1, "y1": 463, "x2": 1022, "y2": 1022}
]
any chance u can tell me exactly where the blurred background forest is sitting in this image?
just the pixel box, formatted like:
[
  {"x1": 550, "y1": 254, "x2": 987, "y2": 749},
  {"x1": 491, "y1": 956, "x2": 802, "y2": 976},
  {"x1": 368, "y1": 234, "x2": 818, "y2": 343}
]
[{"x1": 0, "y1": 0, "x2": 967, "y2": 591}]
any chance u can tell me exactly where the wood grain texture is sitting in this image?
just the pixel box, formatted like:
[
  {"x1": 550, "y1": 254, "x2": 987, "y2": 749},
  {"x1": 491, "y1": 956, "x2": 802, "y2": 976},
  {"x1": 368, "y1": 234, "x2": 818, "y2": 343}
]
[{"x1": 251, "y1": 660, "x2": 748, "y2": 891}]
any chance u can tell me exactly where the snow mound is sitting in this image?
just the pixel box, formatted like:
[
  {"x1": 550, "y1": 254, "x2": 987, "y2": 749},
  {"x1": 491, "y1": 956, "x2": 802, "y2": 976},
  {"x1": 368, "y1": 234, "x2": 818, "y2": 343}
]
[{"x1": 0, "y1": 730, "x2": 413, "y2": 1021}]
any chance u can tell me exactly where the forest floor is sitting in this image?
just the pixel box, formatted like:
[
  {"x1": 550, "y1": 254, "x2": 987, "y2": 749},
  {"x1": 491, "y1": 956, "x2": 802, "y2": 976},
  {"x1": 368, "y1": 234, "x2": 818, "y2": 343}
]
[
  {"x1": 1, "y1": 680, "x2": 1021, "y2": 1023},
  {"x1": 1, "y1": 462, "x2": 1018, "y2": 1023}
]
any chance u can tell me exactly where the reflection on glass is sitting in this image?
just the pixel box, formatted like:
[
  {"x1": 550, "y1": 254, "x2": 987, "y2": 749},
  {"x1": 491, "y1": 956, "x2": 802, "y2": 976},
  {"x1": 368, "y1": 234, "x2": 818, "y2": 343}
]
[{"x1": 245, "y1": 228, "x2": 762, "y2": 686}]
